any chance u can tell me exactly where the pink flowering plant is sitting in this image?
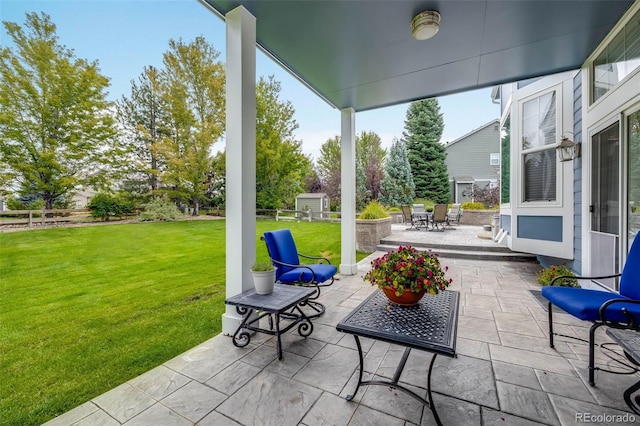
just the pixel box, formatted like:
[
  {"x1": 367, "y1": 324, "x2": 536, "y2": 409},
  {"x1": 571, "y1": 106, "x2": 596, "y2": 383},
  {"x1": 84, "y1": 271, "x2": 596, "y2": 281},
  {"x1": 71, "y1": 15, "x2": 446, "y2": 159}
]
[{"x1": 364, "y1": 245, "x2": 452, "y2": 296}]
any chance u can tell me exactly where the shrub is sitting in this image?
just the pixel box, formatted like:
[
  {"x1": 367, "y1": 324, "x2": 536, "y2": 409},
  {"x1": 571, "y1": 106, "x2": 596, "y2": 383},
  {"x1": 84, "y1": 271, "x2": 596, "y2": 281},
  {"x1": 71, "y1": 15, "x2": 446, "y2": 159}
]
[
  {"x1": 537, "y1": 264, "x2": 579, "y2": 287},
  {"x1": 460, "y1": 201, "x2": 485, "y2": 210},
  {"x1": 358, "y1": 200, "x2": 390, "y2": 219},
  {"x1": 139, "y1": 199, "x2": 182, "y2": 222},
  {"x1": 6, "y1": 195, "x2": 45, "y2": 210},
  {"x1": 87, "y1": 193, "x2": 135, "y2": 221},
  {"x1": 414, "y1": 198, "x2": 435, "y2": 212}
]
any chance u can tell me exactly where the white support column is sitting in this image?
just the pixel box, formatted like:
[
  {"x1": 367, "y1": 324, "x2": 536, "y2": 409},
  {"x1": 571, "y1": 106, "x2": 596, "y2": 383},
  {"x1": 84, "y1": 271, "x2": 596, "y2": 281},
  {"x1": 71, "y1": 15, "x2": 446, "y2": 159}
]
[
  {"x1": 340, "y1": 107, "x2": 358, "y2": 275},
  {"x1": 222, "y1": 6, "x2": 257, "y2": 335}
]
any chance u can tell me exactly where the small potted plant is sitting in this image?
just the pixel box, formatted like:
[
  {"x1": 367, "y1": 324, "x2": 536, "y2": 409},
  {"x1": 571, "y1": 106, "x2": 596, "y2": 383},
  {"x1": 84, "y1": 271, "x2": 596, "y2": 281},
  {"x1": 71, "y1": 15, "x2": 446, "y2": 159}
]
[
  {"x1": 364, "y1": 245, "x2": 452, "y2": 306},
  {"x1": 251, "y1": 261, "x2": 277, "y2": 294}
]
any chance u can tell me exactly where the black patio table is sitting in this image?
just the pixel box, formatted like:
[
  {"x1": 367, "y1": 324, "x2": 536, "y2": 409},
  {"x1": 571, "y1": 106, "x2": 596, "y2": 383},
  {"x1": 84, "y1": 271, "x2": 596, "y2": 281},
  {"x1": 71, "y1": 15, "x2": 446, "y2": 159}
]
[
  {"x1": 336, "y1": 289, "x2": 459, "y2": 426},
  {"x1": 225, "y1": 284, "x2": 316, "y2": 360}
]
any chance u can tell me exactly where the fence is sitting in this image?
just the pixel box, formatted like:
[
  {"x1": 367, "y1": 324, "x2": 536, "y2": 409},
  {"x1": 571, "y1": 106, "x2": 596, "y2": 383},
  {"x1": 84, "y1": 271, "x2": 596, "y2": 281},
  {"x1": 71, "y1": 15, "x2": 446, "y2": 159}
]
[
  {"x1": 0, "y1": 209, "x2": 90, "y2": 227},
  {"x1": 274, "y1": 209, "x2": 342, "y2": 223}
]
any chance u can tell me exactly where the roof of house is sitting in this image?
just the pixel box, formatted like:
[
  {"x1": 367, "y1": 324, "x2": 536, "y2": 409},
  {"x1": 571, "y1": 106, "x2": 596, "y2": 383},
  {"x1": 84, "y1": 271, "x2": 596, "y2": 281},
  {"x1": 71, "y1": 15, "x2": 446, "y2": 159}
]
[
  {"x1": 445, "y1": 119, "x2": 500, "y2": 148},
  {"x1": 202, "y1": 1, "x2": 633, "y2": 111},
  {"x1": 296, "y1": 193, "x2": 328, "y2": 198}
]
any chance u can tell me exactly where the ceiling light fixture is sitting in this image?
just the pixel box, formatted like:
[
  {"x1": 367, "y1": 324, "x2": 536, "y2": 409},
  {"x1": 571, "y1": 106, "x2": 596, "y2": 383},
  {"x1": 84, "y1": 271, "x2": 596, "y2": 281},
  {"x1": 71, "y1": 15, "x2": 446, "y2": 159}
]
[{"x1": 411, "y1": 10, "x2": 441, "y2": 40}]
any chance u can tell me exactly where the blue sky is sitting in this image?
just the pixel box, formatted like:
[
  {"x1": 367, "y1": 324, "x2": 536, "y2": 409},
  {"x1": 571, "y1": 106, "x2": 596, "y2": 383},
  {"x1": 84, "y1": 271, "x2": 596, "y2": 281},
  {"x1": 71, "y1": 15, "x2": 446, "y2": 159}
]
[{"x1": 1, "y1": 0, "x2": 499, "y2": 161}]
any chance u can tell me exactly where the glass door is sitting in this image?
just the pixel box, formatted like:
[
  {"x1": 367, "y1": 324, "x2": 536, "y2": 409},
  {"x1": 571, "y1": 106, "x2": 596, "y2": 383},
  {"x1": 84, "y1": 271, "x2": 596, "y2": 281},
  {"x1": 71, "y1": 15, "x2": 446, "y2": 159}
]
[
  {"x1": 628, "y1": 112, "x2": 640, "y2": 250},
  {"x1": 590, "y1": 122, "x2": 619, "y2": 291}
]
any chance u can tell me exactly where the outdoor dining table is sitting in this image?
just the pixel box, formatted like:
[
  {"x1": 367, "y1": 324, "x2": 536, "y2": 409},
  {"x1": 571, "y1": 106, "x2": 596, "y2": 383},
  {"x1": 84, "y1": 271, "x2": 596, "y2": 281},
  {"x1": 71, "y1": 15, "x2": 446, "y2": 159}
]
[{"x1": 336, "y1": 289, "x2": 459, "y2": 426}]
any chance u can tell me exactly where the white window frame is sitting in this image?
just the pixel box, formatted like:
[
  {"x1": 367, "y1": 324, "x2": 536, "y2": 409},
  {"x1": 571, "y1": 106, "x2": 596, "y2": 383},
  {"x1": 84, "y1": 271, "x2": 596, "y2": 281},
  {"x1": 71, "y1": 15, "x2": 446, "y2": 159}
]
[
  {"x1": 490, "y1": 153, "x2": 500, "y2": 166},
  {"x1": 518, "y1": 86, "x2": 562, "y2": 206}
]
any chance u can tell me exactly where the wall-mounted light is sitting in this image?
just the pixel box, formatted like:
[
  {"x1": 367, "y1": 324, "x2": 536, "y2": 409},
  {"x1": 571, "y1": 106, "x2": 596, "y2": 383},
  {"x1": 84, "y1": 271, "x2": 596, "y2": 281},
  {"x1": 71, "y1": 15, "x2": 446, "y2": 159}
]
[
  {"x1": 411, "y1": 11, "x2": 441, "y2": 40},
  {"x1": 557, "y1": 136, "x2": 581, "y2": 162}
]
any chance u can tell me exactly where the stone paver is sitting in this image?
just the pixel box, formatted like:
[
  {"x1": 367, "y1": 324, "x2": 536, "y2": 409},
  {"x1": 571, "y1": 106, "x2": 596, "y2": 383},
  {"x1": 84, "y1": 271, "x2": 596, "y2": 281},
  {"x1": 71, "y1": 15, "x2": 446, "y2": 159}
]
[{"x1": 43, "y1": 225, "x2": 640, "y2": 426}]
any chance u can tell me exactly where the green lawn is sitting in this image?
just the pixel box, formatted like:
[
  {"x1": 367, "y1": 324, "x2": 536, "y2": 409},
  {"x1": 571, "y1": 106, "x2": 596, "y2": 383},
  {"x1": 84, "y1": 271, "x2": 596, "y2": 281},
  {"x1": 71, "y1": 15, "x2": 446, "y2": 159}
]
[{"x1": 0, "y1": 220, "x2": 368, "y2": 425}]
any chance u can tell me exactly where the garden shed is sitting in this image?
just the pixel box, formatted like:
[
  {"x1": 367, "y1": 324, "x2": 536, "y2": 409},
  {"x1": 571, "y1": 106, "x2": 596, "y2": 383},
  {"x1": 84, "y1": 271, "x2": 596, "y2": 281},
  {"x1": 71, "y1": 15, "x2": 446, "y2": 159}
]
[{"x1": 295, "y1": 193, "x2": 329, "y2": 217}]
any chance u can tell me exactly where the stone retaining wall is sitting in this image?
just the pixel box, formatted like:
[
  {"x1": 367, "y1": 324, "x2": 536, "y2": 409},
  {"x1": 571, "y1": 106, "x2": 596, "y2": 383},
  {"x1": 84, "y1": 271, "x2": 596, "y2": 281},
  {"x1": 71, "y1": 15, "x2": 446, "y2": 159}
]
[
  {"x1": 460, "y1": 210, "x2": 498, "y2": 226},
  {"x1": 356, "y1": 217, "x2": 392, "y2": 252}
]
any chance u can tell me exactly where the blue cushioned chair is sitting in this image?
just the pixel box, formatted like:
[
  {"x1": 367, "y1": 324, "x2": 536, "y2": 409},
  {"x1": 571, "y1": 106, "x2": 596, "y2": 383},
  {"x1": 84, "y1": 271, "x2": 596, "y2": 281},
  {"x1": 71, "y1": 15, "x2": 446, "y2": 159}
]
[
  {"x1": 542, "y1": 235, "x2": 640, "y2": 386},
  {"x1": 262, "y1": 229, "x2": 337, "y2": 317}
]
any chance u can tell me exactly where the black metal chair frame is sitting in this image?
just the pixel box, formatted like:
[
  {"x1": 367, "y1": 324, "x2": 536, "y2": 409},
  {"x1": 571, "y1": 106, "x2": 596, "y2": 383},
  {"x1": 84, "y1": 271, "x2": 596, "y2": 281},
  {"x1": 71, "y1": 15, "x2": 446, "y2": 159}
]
[
  {"x1": 260, "y1": 236, "x2": 334, "y2": 318},
  {"x1": 547, "y1": 274, "x2": 640, "y2": 386}
]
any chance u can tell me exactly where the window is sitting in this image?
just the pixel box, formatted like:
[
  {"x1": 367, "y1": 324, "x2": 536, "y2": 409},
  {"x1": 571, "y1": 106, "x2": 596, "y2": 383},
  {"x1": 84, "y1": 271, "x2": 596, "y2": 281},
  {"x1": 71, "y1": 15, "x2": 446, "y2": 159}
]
[
  {"x1": 593, "y1": 9, "x2": 640, "y2": 102},
  {"x1": 490, "y1": 153, "x2": 500, "y2": 165},
  {"x1": 522, "y1": 92, "x2": 557, "y2": 202}
]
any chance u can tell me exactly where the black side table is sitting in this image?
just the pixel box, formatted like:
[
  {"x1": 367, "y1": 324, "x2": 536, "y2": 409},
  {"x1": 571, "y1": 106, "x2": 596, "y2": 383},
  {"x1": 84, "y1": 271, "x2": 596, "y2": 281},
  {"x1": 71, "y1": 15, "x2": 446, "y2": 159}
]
[
  {"x1": 225, "y1": 284, "x2": 316, "y2": 360},
  {"x1": 336, "y1": 290, "x2": 459, "y2": 426}
]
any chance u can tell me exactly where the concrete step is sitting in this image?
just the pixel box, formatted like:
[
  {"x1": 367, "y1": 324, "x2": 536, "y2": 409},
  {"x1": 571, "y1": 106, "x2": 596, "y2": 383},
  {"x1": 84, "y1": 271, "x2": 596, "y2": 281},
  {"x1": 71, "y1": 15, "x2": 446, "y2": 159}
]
[
  {"x1": 379, "y1": 238, "x2": 513, "y2": 253},
  {"x1": 375, "y1": 244, "x2": 537, "y2": 263}
]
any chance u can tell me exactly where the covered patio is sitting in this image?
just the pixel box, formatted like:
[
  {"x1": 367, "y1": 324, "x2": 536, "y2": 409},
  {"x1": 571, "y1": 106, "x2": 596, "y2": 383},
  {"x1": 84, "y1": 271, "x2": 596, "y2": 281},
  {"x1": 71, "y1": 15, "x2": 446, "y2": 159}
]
[{"x1": 46, "y1": 225, "x2": 639, "y2": 425}]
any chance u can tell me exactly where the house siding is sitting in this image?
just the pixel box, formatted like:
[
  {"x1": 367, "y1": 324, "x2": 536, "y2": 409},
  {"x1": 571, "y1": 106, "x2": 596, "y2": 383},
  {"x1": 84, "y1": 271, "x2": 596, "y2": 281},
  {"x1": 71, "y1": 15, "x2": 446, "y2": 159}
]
[
  {"x1": 296, "y1": 197, "x2": 322, "y2": 213},
  {"x1": 445, "y1": 121, "x2": 500, "y2": 181},
  {"x1": 573, "y1": 71, "x2": 583, "y2": 274}
]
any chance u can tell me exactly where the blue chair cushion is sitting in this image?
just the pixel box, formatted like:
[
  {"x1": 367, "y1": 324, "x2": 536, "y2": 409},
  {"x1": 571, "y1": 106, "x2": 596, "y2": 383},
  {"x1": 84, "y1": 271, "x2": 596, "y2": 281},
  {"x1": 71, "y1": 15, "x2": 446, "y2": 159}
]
[
  {"x1": 278, "y1": 263, "x2": 338, "y2": 284},
  {"x1": 263, "y1": 229, "x2": 300, "y2": 278},
  {"x1": 541, "y1": 286, "x2": 640, "y2": 324}
]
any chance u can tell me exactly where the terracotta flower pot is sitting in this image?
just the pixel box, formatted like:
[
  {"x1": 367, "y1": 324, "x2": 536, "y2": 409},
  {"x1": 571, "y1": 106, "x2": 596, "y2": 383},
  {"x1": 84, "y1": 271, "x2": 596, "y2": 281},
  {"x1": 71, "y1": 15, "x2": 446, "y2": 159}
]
[{"x1": 382, "y1": 286, "x2": 426, "y2": 306}]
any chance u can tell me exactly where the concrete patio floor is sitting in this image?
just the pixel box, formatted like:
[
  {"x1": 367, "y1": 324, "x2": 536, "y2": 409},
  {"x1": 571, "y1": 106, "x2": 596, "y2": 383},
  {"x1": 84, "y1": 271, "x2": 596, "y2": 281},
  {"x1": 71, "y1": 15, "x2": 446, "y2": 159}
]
[{"x1": 45, "y1": 226, "x2": 640, "y2": 426}]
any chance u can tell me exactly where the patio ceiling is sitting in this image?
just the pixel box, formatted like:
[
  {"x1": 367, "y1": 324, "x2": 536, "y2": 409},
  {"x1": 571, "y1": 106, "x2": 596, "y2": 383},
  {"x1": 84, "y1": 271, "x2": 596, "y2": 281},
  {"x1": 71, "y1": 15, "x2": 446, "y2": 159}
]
[{"x1": 201, "y1": 0, "x2": 633, "y2": 112}]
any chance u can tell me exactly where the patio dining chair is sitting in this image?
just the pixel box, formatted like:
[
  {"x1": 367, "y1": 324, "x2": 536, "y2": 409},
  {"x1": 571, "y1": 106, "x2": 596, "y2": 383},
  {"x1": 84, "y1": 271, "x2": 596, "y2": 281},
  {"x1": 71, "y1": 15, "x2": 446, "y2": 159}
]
[
  {"x1": 542, "y1": 235, "x2": 640, "y2": 386},
  {"x1": 430, "y1": 204, "x2": 448, "y2": 231},
  {"x1": 262, "y1": 228, "x2": 337, "y2": 317},
  {"x1": 401, "y1": 205, "x2": 427, "y2": 230},
  {"x1": 446, "y1": 204, "x2": 462, "y2": 229}
]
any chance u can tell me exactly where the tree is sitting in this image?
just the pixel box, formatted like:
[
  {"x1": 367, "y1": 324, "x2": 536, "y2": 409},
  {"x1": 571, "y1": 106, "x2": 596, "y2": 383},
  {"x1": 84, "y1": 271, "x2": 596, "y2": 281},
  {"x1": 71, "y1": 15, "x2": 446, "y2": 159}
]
[
  {"x1": 403, "y1": 98, "x2": 449, "y2": 203},
  {"x1": 500, "y1": 115, "x2": 511, "y2": 204},
  {"x1": 304, "y1": 165, "x2": 323, "y2": 193},
  {"x1": 379, "y1": 138, "x2": 415, "y2": 206},
  {"x1": 117, "y1": 66, "x2": 166, "y2": 198},
  {"x1": 0, "y1": 13, "x2": 119, "y2": 209},
  {"x1": 255, "y1": 76, "x2": 311, "y2": 209},
  {"x1": 208, "y1": 150, "x2": 226, "y2": 211},
  {"x1": 357, "y1": 131, "x2": 386, "y2": 200},
  {"x1": 317, "y1": 135, "x2": 341, "y2": 205},
  {"x1": 153, "y1": 36, "x2": 225, "y2": 215}
]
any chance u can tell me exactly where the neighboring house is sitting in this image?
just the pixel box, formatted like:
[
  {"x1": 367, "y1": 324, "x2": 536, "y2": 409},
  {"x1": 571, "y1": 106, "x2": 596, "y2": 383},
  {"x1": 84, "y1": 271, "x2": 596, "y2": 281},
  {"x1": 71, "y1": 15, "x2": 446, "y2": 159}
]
[
  {"x1": 445, "y1": 120, "x2": 500, "y2": 203},
  {"x1": 295, "y1": 193, "x2": 329, "y2": 217},
  {"x1": 494, "y1": 0, "x2": 640, "y2": 292},
  {"x1": 70, "y1": 188, "x2": 97, "y2": 209}
]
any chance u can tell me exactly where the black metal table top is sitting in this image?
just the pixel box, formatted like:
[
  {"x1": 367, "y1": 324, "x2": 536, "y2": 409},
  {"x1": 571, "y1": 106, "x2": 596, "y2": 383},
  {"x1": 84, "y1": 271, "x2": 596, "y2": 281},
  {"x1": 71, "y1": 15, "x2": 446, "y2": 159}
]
[
  {"x1": 225, "y1": 284, "x2": 316, "y2": 313},
  {"x1": 337, "y1": 290, "x2": 459, "y2": 357},
  {"x1": 607, "y1": 328, "x2": 640, "y2": 364}
]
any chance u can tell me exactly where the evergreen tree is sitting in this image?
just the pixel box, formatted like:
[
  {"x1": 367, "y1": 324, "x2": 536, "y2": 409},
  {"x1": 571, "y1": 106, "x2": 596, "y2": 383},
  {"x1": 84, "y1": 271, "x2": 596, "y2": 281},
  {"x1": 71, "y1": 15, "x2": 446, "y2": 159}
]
[
  {"x1": 0, "y1": 13, "x2": 119, "y2": 208},
  {"x1": 500, "y1": 115, "x2": 511, "y2": 204},
  {"x1": 403, "y1": 98, "x2": 450, "y2": 203},
  {"x1": 379, "y1": 138, "x2": 415, "y2": 206}
]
